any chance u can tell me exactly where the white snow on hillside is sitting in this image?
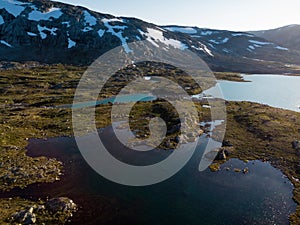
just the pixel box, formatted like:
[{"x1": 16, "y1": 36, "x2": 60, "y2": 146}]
[
  {"x1": 102, "y1": 18, "x2": 132, "y2": 53},
  {"x1": 191, "y1": 43, "x2": 214, "y2": 57},
  {"x1": 37, "y1": 25, "x2": 58, "y2": 39},
  {"x1": 232, "y1": 33, "x2": 254, "y2": 37},
  {"x1": 0, "y1": 40, "x2": 12, "y2": 47},
  {"x1": 0, "y1": 15, "x2": 4, "y2": 25},
  {"x1": 84, "y1": 11, "x2": 97, "y2": 26},
  {"x1": 202, "y1": 44, "x2": 214, "y2": 56},
  {"x1": 165, "y1": 27, "x2": 197, "y2": 34},
  {"x1": 275, "y1": 46, "x2": 289, "y2": 51},
  {"x1": 28, "y1": 6, "x2": 63, "y2": 21},
  {"x1": 82, "y1": 27, "x2": 93, "y2": 32},
  {"x1": 104, "y1": 18, "x2": 124, "y2": 23},
  {"x1": 0, "y1": 0, "x2": 29, "y2": 17},
  {"x1": 249, "y1": 40, "x2": 272, "y2": 45},
  {"x1": 27, "y1": 32, "x2": 37, "y2": 36},
  {"x1": 139, "y1": 28, "x2": 188, "y2": 50},
  {"x1": 200, "y1": 30, "x2": 214, "y2": 36},
  {"x1": 98, "y1": 29, "x2": 105, "y2": 37},
  {"x1": 209, "y1": 37, "x2": 229, "y2": 45},
  {"x1": 62, "y1": 21, "x2": 71, "y2": 27},
  {"x1": 68, "y1": 37, "x2": 76, "y2": 48}
]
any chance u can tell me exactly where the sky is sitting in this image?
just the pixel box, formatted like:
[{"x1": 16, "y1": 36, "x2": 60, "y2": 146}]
[{"x1": 57, "y1": 0, "x2": 300, "y2": 31}]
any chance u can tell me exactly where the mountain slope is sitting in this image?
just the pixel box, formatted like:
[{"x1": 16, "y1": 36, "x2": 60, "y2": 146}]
[
  {"x1": 0, "y1": 0, "x2": 300, "y2": 73},
  {"x1": 250, "y1": 25, "x2": 300, "y2": 51}
]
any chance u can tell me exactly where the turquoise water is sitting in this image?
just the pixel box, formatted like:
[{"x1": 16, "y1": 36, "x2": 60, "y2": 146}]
[
  {"x1": 65, "y1": 93, "x2": 156, "y2": 109},
  {"x1": 205, "y1": 74, "x2": 300, "y2": 112}
]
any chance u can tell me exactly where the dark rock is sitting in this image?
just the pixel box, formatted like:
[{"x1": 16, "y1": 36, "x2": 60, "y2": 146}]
[
  {"x1": 45, "y1": 197, "x2": 77, "y2": 213},
  {"x1": 12, "y1": 207, "x2": 36, "y2": 224},
  {"x1": 215, "y1": 148, "x2": 227, "y2": 160},
  {"x1": 292, "y1": 140, "x2": 300, "y2": 150},
  {"x1": 222, "y1": 140, "x2": 233, "y2": 147},
  {"x1": 243, "y1": 167, "x2": 249, "y2": 174}
]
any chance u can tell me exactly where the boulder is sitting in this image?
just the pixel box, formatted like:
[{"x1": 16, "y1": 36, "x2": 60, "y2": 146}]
[
  {"x1": 214, "y1": 148, "x2": 230, "y2": 160},
  {"x1": 243, "y1": 167, "x2": 249, "y2": 174},
  {"x1": 222, "y1": 140, "x2": 233, "y2": 147},
  {"x1": 292, "y1": 140, "x2": 300, "y2": 150},
  {"x1": 12, "y1": 207, "x2": 36, "y2": 224},
  {"x1": 45, "y1": 197, "x2": 77, "y2": 213}
]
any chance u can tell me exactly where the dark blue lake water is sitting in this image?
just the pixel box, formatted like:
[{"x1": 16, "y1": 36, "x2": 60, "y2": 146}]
[{"x1": 19, "y1": 128, "x2": 296, "y2": 225}]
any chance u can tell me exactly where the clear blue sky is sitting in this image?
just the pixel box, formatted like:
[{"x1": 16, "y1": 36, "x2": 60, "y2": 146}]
[{"x1": 57, "y1": 0, "x2": 300, "y2": 31}]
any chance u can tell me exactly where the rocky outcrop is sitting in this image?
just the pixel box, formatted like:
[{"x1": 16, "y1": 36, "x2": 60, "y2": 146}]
[
  {"x1": 9, "y1": 197, "x2": 77, "y2": 224},
  {"x1": 45, "y1": 197, "x2": 77, "y2": 214},
  {"x1": 214, "y1": 148, "x2": 230, "y2": 160},
  {"x1": 11, "y1": 206, "x2": 36, "y2": 225}
]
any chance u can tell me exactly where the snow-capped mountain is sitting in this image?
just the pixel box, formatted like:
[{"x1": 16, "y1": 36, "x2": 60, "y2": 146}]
[{"x1": 0, "y1": 0, "x2": 299, "y2": 73}]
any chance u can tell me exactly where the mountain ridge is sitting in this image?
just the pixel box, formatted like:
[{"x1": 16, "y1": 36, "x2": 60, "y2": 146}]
[
  {"x1": 0, "y1": 0, "x2": 300, "y2": 73},
  {"x1": 250, "y1": 24, "x2": 300, "y2": 52}
]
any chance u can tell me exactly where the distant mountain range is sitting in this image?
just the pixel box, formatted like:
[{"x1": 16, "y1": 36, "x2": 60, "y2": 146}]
[
  {"x1": 0, "y1": 0, "x2": 300, "y2": 73},
  {"x1": 250, "y1": 24, "x2": 300, "y2": 52}
]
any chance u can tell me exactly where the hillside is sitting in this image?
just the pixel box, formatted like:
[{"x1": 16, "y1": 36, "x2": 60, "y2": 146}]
[
  {"x1": 251, "y1": 25, "x2": 300, "y2": 52},
  {"x1": 0, "y1": 0, "x2": 300, "y2": 73}
]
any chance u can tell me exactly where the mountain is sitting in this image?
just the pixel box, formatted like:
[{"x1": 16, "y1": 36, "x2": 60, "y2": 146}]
[
  {"x1": 0, "y1": 0, "x2": 300, "y2": 73},
  {"x1": 251, "y1": 25, "x2": 300, "y2": 51}
]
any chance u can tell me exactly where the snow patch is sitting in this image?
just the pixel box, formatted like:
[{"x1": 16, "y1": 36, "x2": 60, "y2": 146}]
[
  {"x1": 249, "y1": 40, "x2": 272, "y2": 45},
  {"x1": 209, "y1": 37, "x2": 229, "y2": 45},
  {"x1": 275, "y1": 46, "x2": 289, "y2": 51},
  {"x1": 165, "y1": 27, "x2": 197, "y2": 34},
  {"x1": 139, "y1": 28, "x2": 188, "y2": 50},
  {"x1": 37, "y1": 25, "x2": 58, "y2": 39},
  {"x1": 82, "y1": 27, "x2": 93, "y2": 32},
  {"x1": 62, "y1": 21, "x2": 71, "y2": 27},
  {"x1": 200, "y1": 31, "x2": 214, "y2": 36},
  {"x1": 232, "y1": 33, "x2": 254, "y2": 37},
  {"x1": 102, "y1": 18, "x2": 132, "y2": 53},
  {"x1": 0, "y1": 15, "x2": 4, "y2": 25},
  {"x1": 68, "y1": 37, "x2": 76, "y2": 48},
  {"x1": 0, "y1": 40, "x2": 12, "y2": 47},
  {"x1": 191, "y1": 43, "x2": 214, "y2": 57},
  {"x1": 203, "y1": 44, "x2": 214, "y2": 57},
  {"x1": 98, "y1": 29, "x2": 105, "y2": 37},
  {"x1": 28, "y1": 6, "x2": 63, "y2": 21},
  {"x1": 27, "y1": 32, "x2": 37, "y2": 36},
  {"x1": 223, "y1": 48, "x2": 229, "y2": 53},
  {"x1": 83, "y1": 11, "x2": 97, "y2": 26},
  {"x1": 103, "y1": 18, "x2": 124, "y2": 23},
  {"x1": 0, "y1": 0, "x2": 29, "y2": 17}
]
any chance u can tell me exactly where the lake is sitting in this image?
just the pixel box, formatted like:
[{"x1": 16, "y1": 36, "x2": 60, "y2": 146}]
[
  {"x1": 8, "y1": 127, "x2": 295, "y2": 225},
  {"x1": 204, "y1": 74, "x2": 300, "y2": 112}
]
